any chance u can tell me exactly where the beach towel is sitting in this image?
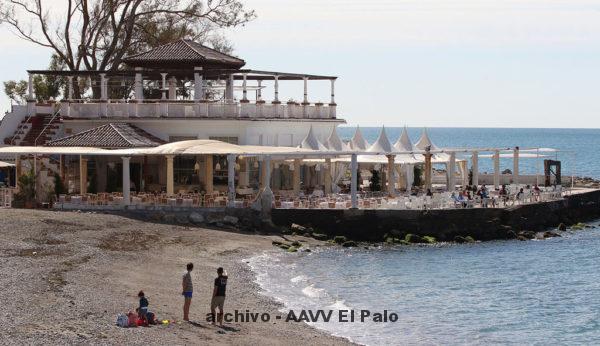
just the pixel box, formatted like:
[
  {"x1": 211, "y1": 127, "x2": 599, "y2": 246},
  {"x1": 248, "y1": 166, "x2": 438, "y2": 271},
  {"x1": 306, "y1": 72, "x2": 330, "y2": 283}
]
[{"x1": 116, "y1": 314, "x2": 129, "y2": 328}]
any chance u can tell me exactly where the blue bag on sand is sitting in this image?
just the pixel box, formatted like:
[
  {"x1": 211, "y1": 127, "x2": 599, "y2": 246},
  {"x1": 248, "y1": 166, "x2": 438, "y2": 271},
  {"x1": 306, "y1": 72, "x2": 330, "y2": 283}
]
[{"x1": 116, "y1": 313, "x2": 129, "y2": 327}]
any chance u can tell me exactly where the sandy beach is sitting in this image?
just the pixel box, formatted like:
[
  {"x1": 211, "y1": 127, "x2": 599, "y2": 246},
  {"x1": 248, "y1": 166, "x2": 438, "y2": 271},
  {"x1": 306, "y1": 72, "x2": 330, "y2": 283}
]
[{"x1": 0, "y1": 208, "x2": 351, "y2": 345}]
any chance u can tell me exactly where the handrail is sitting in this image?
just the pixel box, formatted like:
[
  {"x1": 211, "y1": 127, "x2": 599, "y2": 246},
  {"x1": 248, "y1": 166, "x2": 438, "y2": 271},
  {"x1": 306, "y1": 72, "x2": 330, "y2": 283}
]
[
  {"x1": 10, "y1": 105, "x2": 36, "y2": 145},
  {"x1": 34, "y1": 103, "x2": 61, "y2": 146}
]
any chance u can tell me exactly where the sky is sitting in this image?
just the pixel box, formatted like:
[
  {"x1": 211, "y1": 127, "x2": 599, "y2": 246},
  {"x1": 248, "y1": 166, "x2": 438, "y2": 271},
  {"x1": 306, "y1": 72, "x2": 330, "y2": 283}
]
[{"x1": 2, "y1": 0, "x2": 600, "y2": 128}]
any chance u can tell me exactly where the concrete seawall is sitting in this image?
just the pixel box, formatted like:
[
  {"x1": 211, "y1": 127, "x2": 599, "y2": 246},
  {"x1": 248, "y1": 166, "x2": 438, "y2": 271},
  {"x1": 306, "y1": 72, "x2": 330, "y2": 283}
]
[{"x1": 272, "y1": 190, "x2": 600, "y2": 241}]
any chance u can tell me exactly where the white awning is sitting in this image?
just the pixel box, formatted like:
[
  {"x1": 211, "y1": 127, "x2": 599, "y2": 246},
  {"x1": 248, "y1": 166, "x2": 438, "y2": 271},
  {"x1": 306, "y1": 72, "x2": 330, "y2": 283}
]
[{"x1": 0, "y1": 160, "x2": 15, "y2": 168}]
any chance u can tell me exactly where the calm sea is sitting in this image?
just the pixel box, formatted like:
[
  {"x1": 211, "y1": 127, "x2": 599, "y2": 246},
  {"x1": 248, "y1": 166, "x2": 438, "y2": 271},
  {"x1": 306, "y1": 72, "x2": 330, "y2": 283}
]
[
  {"x1": 249, "y1": 221, "x2": 600, "y2": 345},
  {"x1": 337, "y1": 127, "x2": 600, "y2": 179},
  {"x1": 249, "y1": 127, "x2": 600, "y2": 345}
]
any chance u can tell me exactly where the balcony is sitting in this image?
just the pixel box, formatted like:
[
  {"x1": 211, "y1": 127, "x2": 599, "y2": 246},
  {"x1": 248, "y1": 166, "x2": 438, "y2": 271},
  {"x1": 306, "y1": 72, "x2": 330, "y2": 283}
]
[{"x1": 60, "y1": 100, "x2": 337, "y2": 120}]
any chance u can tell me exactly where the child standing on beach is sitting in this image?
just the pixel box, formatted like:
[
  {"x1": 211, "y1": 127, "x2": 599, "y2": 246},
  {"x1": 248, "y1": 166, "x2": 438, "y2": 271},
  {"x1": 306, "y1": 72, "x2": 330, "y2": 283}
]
[
  {"x1": 182, "y1": 263, "x2": 194, "y2": 321},
  {"x1": 138, "y1": 291, "x2": 149, "y2": 325}
]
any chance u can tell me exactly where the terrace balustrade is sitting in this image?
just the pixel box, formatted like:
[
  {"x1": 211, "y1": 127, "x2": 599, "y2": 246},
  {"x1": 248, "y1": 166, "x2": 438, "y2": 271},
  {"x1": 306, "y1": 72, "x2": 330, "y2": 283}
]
[{"x1": 60, "y1": 99, "x2": 337, "y2": 119}]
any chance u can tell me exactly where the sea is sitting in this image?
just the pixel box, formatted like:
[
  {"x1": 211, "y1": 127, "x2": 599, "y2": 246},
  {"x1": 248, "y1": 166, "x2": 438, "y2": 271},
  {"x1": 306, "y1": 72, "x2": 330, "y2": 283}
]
[{"x1": 248, "y1": 128, "x2": 600, "y2": 345}]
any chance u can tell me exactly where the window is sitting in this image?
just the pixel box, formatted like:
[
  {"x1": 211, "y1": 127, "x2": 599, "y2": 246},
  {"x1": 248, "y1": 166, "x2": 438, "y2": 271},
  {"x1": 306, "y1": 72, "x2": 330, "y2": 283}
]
[
  {"x1": 174, "y1": 156, "x2": 197, "y2": 186},
  {"x1": 209, "y1": 136, "x2": 238, "y2": 144}
]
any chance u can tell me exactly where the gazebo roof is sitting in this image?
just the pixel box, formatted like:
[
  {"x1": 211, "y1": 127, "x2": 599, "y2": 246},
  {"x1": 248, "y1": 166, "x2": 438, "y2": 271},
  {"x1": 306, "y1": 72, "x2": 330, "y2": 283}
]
[
  {"x1": 46, "y1": 123, "x2": 165, "y2": 149},
  {"x1": 349, "y1": 126, "x2": 370, "y2": 151},
  {"x1": 299, "y1": 126, "x2": 327, "y2": 151},
  {"x1": 394, "y1": 126, "x2": 414, "y2": 152},
  {"x1": 324, "y1": 126, "x2": 348, "y2": 151},
  {"x1": 123, "y1": 39, "x2": 246, "y2": 69},
  {"x1": 367, "y1": 127, "x2": 393, "y2": 153}
]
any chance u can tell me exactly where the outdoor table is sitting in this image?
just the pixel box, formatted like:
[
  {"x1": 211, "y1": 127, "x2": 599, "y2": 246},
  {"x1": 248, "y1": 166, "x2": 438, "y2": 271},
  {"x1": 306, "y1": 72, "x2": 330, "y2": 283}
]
[
  {"x1": 71, "y1": 196, "x2": 82, "y2": 204},
  {"x1": 182, "y1": 198, "x2": 193, "y2": 207},
  {"x1": 167, "y1": 198, "x2": 177, "y2": 206},
  {"x1": 281, "y1": 201, "x2": 293, "y2": 209}
]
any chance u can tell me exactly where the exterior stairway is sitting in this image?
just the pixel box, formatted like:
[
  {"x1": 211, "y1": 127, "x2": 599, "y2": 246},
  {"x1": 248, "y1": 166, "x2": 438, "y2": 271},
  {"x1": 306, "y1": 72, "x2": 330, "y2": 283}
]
[{"x1": 17, "y1": 113, "x2": 63, "y2": 146}]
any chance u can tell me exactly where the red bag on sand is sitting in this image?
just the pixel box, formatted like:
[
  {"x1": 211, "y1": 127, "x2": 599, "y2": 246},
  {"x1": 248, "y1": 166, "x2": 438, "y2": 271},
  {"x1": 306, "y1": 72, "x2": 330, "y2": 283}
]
[{"x1": 136, "y1": 318, "x2": 144, "y2": 327}]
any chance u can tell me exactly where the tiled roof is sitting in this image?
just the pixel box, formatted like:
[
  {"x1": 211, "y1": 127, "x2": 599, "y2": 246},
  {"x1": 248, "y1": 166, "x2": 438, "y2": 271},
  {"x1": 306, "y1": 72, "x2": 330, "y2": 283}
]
[
  {"x1": 123, "y1": 39, "x2": 245, "y2": 68},
  {"x1": 46, "y1": 123, "x2": 165, "y2": 149}
]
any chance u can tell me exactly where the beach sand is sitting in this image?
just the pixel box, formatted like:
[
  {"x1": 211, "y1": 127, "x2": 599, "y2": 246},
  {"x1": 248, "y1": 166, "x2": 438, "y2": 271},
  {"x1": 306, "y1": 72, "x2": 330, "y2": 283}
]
[{"x1": 0, "y1": 208, "x2": 352, "y2": 345}]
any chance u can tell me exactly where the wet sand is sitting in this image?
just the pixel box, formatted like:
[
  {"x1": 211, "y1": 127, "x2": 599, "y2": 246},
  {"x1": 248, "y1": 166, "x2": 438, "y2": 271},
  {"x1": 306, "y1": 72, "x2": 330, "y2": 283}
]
[{"x1": 0, "y1": 208, "x2": 352, "y2": 345}]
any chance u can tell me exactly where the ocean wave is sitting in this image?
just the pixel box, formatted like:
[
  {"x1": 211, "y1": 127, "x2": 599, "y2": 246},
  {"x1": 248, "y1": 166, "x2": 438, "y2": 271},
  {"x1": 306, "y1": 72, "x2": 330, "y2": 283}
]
[
  {"x1": 302, "y1": 284, "x2": 328, "y2": 298},
  {"x1": 291, "y1": 275, "x2": 308, "y2": 283}
]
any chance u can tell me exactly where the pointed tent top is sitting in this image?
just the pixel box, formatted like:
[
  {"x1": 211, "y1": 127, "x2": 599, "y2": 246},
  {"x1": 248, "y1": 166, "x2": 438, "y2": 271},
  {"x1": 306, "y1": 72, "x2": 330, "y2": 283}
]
[
  {"x1": 324, "y1": 126, "x2": 348, "y2": 152},
  {"x1": 414, "y1": 128, "x2": 438, "y2": 151},
  {"x1": 367, "y1": 126, "x2": 393, "y2": 153},
  {"x1": 299, "y1": 125, "x2": 327, "y2": 151},
  {"x1": 349, "y1": 126, "x2": 370, "y2": 151},
  {"x1": 394, "y1": 126, "x2": 414, "y2": 152}
]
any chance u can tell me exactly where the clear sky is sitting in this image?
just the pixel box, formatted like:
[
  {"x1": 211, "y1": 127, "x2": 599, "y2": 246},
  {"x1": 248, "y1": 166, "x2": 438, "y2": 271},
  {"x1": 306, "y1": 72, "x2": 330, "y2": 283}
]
[{"x1": 2, "y1": 0, "x2": 600, "y2": 128}]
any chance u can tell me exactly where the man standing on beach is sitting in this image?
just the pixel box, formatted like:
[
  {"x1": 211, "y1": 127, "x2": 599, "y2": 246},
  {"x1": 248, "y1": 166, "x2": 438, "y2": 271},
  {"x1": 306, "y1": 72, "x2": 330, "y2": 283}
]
[
  {"x1": 211, "y1": 267, "x2": 228, "y2": 326},
  {"x1": 182, "y1": 263, "x2": 193, "y2": 321}
]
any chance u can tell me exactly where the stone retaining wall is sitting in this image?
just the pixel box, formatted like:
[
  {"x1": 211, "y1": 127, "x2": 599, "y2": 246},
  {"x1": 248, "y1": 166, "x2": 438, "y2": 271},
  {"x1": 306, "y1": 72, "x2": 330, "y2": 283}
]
[{"x1": 272, "y1": 190, "x2": 600, "y2": 241}]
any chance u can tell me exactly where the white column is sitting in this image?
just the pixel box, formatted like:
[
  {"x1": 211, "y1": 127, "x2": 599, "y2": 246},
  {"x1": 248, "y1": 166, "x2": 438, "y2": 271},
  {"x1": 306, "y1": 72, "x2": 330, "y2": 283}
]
[
  {"x1": 194, "y1": 67, "x2": 203, "y2": 101},
  {"x1": 67, "y1": 76, "x2": 74, "y2": 100},
  {"x1": 513, "y1": 147, "x2": 520, "y2": 185},
  {"x1": 257, "y1": 80, "x2": 262, "y2": 101},
  {"x1": 472, "y1": 151, "x2": 479, "y2": 186},
  {"x1": 293, "y1": 159, "x2": 301, "y2": 194},
  {"x1": 324, "y1": 158, "x2": 332, "y2": 195},
  {"x1": 351, "y1": 153, "x2": 358, "y2": 208},
  {"x1": 28, "y1": 73, "x2": 34, "y2": 99},
  {"x1": 161, "y1": 73, "x2": 168, "y2": 100},
  {"x1": 303, "y1": 76, "x2": 308, "y2": 104},
  {"x1": 493, "y1": 150, "x2": 500, "y2": 189},
  {"x1": 405, "y1": 164, "x2": 414, "y2": 189},
  {"x1": 100, "y1": 73, "x2": 107, "y2": 100},
  {"x1": 122, "y1": 157, "x2": 131, "y2": 205},
  {"x1": 225, "y1": 74, "x2": 234, "y2": 102},
  {"x1": 134, "y1": 67, "x2": 143, "y2": 101},
  {"x1": 447, "y1": 152, "x2": 456, "y2": 191},
  {"x1": 79, "y1": 156, "x2": 87, "y2": 194},
  {"x1": 227, "y1": 154, "x2": 236, "y2": 207},
  {"x1": 166, "y1": 155, "x2": 174, "y2": 196},
  {"x1": 168, "y1": 77, "x2": 177, "y2": 101},
  {"x1": 330, "y1": 79, "x2": 336, "y2": 104},
  {"x1": 242, "y1": 73, "x2": 248, "y2": 101},
  {"x1": 387, "y1": 155, "x2": 395, "y2": 197},
  {"x1": 264, "y1": 156, "x2": 272, "y2": 188},
  {"x1": 274, "y1": 75, "x2": 279, "y2": 102}
]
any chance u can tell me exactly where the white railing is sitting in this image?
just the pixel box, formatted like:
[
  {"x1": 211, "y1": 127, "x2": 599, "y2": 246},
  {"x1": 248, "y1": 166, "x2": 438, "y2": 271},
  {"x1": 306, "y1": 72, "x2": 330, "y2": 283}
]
[{"x1": 60, "y1": 100, "x2": 337, "y2": 120}]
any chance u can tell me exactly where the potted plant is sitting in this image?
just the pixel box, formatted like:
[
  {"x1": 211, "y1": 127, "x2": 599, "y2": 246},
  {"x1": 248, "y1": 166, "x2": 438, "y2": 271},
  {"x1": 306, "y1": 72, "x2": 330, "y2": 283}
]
[{"x1": 13, "y1": 169, "x2": 36, "y2": 208}]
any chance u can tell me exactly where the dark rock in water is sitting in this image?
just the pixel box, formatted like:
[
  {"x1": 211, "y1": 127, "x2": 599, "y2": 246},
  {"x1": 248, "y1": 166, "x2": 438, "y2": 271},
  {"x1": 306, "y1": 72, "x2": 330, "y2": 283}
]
[
  {"x1": 518, "y1": 231, "x2": 536, "y2": 240},
  {"x1": 342, "y1": 241, "x2": 357, "y2": 247},
  {"x1": 287, "y1": 246, "x2": 298, "y2": 253},
  {"x1": 272, "y1": 240, "x2": 283, "y2": 246},
  {"x1": 557, "y1": 223, "x2": 567, "y2": 231},
  {"x1": 291, "y1": 240, "x2": 302, "y2": 247},
  {"x1": 291, "y1": 223, "x2": 306, "y2": 232},
  {"x1": 312, "y1": 233, "x2": 328, "y2": 241},
  {"x1": 543, "y1": 231, "x2": 561, "y2": 238},
  {"x1": 278, "y1": 244, "x2": 290, "y2": 250},
  {"x1": 422, "y1": 236, "x2": 437, "y2": 244},
  {"x1": 333, "y1": 236, "x2": 347, "y2": 244},
  {"x1": 306, "y1": 227, "x2": 314, "y2": 234},
  {"x1": 405, "y1": 234, "x2": 426, "y2": 243},
  {"x1": 464, "y1": 236, "x2": 476, "y2": 243},
  {"x1": 390, "y1": 229, "x2": 403, "y2": 237},
  {"x1": 517, "y1": 235, "x2": 529, "y2": 241},
  {"x1": 454, "y1": 236, "x2": 467, "y2": 243},
  {"x1": 303, "y1": 248, "x2": 312, "y2": 253},
  {"x1": 506, "y1": 230, "x2": 517, "y2": 239}
]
